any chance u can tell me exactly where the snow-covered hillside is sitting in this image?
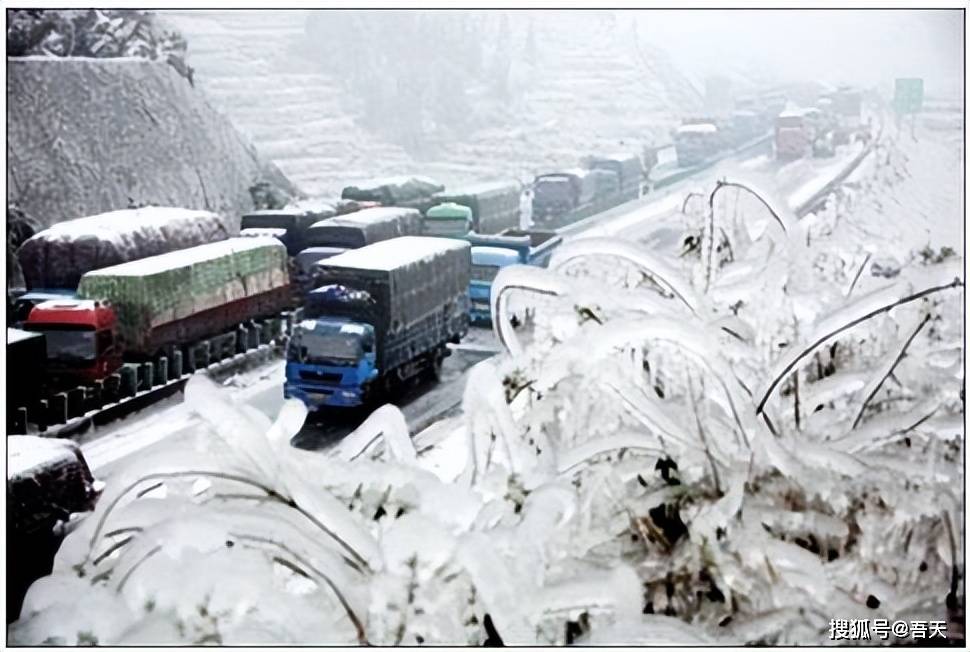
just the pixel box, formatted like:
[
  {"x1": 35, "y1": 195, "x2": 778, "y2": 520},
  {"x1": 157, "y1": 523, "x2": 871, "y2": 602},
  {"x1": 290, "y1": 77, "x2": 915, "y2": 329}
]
[{"x1": 160, "y1": 10, "x2": 702, "y2": 195}]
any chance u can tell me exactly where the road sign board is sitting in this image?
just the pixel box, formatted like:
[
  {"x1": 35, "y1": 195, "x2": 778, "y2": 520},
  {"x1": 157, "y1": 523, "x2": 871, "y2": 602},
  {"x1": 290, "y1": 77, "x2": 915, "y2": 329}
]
[{"x1": 894, "y1": 78, "x2": 924, "y2": 114}]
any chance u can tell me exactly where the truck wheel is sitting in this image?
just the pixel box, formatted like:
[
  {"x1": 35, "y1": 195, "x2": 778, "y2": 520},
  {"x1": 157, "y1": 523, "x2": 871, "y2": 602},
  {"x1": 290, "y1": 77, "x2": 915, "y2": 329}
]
[{"x1": 427, "y1": 349, "x2": 445, "y2": 382}]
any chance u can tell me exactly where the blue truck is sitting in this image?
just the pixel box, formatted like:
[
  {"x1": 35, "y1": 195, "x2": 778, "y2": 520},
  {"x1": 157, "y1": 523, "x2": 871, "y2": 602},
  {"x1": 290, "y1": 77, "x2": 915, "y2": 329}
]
[
  {"x1": 284, "y1": 236, "x2": 471, "y2": 410},
  {"x1": 464, "y1": 229, "x2": 562, "y2": 324}
]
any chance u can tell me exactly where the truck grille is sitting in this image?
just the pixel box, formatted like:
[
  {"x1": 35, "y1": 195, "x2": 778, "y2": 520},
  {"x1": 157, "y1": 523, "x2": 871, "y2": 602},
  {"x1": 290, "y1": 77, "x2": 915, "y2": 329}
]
[{"x1": 299, "y1": 370, "x2": 343, "y2": 384}]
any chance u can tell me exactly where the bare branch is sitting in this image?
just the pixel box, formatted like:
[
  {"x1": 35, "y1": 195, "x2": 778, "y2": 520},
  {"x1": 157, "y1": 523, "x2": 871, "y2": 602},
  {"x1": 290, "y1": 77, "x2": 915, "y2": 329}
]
[
  {"x1": 851, "y1": 313, "x2": 931, "y2": 429},
  {"x1": 756, "y1": 278, "x2": 963, "y2": 415}
]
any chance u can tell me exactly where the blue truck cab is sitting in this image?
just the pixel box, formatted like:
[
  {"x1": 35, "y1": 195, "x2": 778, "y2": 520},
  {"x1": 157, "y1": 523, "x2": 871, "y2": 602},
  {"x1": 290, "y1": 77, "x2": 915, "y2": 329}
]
[
  {"x1": 465, "y1": 229, "x2": 562, "y2": 325},
  {"x1": 284, "y1": 308, "x2": 378, "y2": 408},
  {"x1": 469, "y1": 247, "x2": 520, "y2": 325}
]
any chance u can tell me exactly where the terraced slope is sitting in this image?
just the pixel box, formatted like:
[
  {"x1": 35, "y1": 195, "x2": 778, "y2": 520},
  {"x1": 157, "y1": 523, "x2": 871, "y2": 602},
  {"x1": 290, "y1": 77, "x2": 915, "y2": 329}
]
[{"x1": 162, "y1": 10, "x2": 703, "y2": 195}]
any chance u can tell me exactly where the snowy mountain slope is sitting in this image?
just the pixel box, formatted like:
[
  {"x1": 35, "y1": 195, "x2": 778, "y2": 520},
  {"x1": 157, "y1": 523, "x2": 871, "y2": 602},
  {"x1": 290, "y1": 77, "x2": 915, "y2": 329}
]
[
  {"x1": 7, "y1": 57, "x2": 296, "y2": 228},
  {"x1": 160, "y1": 10, "x2": 703, "y2": 195}
]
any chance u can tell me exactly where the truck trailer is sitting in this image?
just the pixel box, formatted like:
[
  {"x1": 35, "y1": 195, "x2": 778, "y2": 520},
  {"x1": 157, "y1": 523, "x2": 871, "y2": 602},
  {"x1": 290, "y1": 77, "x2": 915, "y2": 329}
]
[
  {"x1": 464, "y1": 229, "x2": 562, "y2": 324},
  {"x1": 340, "y1": 175, "x2": 445, "y2": 214},
  {"x1": 65, "y1": 237, "x2": 290, "y2": 359},
  {"x1": 285, "y1": 236, "x2": 470, "y2": 409},
  {"x1": 16, "y1": 207, "x2": 231, "y2": 295},
  {"x1": 295, "y1": 207, "x2": 424, "y2": 293},
  {"x1": 431, "y1": 180, "x2": 521, "y2": 234},
  {"x1": 240, "y1": 203, "x2": 336, "y2": 256}
]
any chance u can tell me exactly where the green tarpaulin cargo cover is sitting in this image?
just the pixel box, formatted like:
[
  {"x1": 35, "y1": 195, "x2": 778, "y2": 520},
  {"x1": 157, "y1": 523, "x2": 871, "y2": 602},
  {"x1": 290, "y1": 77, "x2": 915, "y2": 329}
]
[
  {"x1": 77, "y1": 237, "x2": 288, "y2": 353},
  {"x1": 341, "y1": 176, "x2": 445, "y2": 206}
]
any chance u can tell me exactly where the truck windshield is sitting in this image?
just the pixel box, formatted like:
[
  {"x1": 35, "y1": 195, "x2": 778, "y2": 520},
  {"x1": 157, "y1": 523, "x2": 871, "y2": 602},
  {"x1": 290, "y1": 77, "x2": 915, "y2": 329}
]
[
  {"x1": 534, "y1": 178, "x2": 571, "y2": 201},
  {"x1": 776, "y1": 117, "x2": 804, "y2": 129},
  {"x1": 289, "y1": 330, "x2": 363, "y2": 366},
  {"x1": 241, "y1": 214, "x2": 295, "y2": 230},
  {"x1": 27, "y1": 326, "x2": 97, "y2": 365}
]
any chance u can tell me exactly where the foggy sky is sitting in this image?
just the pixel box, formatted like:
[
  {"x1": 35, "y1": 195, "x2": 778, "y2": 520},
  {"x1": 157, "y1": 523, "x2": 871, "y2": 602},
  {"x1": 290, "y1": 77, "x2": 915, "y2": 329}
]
[{"x1": 634, "y1": 9, "x2": 963, "y2": 97}]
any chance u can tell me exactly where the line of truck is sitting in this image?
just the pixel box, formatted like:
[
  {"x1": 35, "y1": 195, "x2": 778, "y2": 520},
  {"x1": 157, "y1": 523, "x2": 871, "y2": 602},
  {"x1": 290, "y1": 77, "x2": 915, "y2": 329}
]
[
  {"x1": 8, "y1": 125, "x2": 796, "y2": 430},
  {"x1": 6, "y1": 201, "x2": 566, "y2": 429}
]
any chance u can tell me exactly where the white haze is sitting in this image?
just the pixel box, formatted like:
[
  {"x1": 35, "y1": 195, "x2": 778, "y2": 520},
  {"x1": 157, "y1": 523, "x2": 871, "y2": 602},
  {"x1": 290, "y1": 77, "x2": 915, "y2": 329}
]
[{"x1": 635, "y1": 9, "x2": 963, "y2": 98}]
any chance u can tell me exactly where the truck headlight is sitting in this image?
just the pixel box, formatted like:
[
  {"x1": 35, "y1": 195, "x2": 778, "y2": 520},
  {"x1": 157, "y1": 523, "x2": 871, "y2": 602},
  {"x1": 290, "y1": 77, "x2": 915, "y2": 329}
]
[{"x1": 340, "y1": 390, "x2": 356, "y2": 399}]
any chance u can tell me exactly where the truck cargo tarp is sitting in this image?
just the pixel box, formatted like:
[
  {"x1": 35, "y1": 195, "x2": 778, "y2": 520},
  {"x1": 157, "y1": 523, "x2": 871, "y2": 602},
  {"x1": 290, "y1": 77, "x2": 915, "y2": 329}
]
[
  {"x1": 304, "y1": 207, "x2": 422, "y2": 250},
  {"x1": 241, "y1": 204, "x2": 337, "y2": 255},
  {"x1": 309, "y1": 237, "x2": 470, "y2": 368},
  {"x1": 17, "y1": 207, "x2": 232, "y2": 291},
  {"x1": 77, "y1": 237, "x2": 288, "y2": 353},
  {"x1": 341, "y1": 176, "x2": 445, "y2": 205}
]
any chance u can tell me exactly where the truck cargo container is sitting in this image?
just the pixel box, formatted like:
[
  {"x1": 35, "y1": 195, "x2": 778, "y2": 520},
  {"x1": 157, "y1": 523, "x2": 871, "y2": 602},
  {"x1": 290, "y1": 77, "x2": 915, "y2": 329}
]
[
  {"x1": 431, "y1": 180, "x2": 521, "y2": 234},
  {"x1": 340, "y1": 175, "x2": 445, "y2": 213},
  {"x1": 422, "y1": 202, "x2": 474, "y2": 238},
  {"x1": 464, "y1": 229, "x2": 562, "y2": 324},
  {"x1": 16, "y1": 207, "x2": 231, "y2": 293},
  {"x1": 240, "y1": 203, "x2": 336, "y2": 256},
  {"x1": 73, "y1": 237, "x2": 290, "y2": 358},
  {"x1": 286, "y1": 236, "x2": 470, "y2": 409},
  {"x1": 295, "y1": 207, "x2": 424, "y2": 293}
]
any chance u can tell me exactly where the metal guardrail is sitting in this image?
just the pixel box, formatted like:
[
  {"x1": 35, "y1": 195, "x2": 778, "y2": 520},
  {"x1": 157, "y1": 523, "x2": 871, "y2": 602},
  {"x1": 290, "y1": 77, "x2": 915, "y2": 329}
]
[
  {"x1": 11, "y1": 314, "x2": 295, "y2": 440},
  {"x1": 792, "y1": 140, "x2": 875, "y2": 218}
]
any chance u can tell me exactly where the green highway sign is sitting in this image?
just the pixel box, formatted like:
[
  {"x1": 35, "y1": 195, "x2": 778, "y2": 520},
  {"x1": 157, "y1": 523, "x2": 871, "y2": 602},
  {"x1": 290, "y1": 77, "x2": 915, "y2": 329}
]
[{"x1": 894, "y1": 78, "x2": 924, "y2": 114}]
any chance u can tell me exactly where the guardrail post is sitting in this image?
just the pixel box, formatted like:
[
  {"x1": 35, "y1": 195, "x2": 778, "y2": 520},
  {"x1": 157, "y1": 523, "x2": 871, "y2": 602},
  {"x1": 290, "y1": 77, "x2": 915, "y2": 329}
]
[
  {"x1": 49, "y1": 393, "x2": 68, "y2": 425},
  {"x1": 104, "y1": 373, "x2": 121, "y2": 404},
  {"x1": 67, "y1": 387, "x2": 85, "y2": 419},
  {"x1": 90, "y1": 381, "x2": 103, "y2": 412},
  {"x1": 195, "y1": 341, "x2": 210, "y2": 370},
  {"x1": 120, "y1": 366, "x2": 137, "y2": 398},
  {"x1": 224, "y1": 333, "x2": 237, "y2": 360},
  {"x1": 139, "y1": 362, "x2": 154, "y2": 391},
  {"x1": 155, "y1": 357, "x2": 168, "y2": 385},
  {"x1": 237, "y1": 325, "x2": 249, "y2": 353},
  {"x1": 171, "y1": 350, "x2": 183, "y2": 379},
  {"x1": 248, "y1": 322, "x2": 260, "y2": 350},
  {"x1": 34, "y1": 400, "x2": 48, "y2": 433}
]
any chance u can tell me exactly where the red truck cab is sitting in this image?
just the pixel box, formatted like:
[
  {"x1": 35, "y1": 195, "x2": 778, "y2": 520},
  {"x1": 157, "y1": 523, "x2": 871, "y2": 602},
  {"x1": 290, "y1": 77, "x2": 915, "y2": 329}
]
[{"x1": 22, "y1": 300, "x2": 122, "y2": 384}]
